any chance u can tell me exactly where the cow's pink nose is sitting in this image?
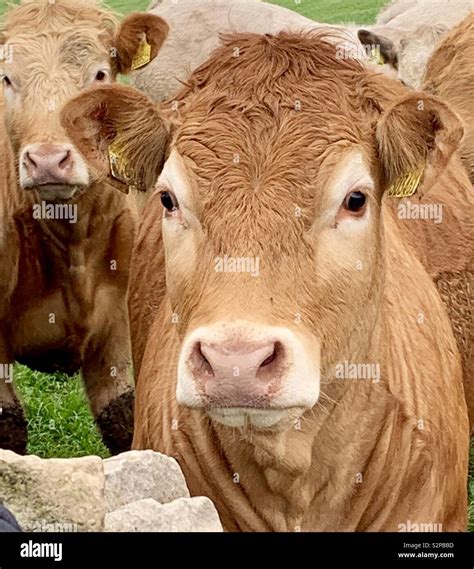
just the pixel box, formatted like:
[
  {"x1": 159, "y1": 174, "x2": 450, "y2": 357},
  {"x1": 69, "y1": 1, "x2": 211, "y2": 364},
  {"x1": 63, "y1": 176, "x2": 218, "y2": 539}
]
[
  {"x1": 199, "y1": 341, "x2": 279, "y2": 381},
  {"x1": 23, "y1": 144, "x2": 74, "y2": 184},
  {"x1": 189, "y1": 340, "x2": 285, "y2": 405}
]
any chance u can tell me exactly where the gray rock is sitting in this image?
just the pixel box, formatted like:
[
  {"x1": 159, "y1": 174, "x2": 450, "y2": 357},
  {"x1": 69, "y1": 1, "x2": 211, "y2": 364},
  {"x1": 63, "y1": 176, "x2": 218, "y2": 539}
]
[
  {"x1": 104, "y1": 450, "x2": 190, "y2": 513},
  {"x1": 104, "y1": 497, "x2": 223, "y2": 532},
  {"x1": 0, "y1": 450, "x2": 104, "y2": 532}
]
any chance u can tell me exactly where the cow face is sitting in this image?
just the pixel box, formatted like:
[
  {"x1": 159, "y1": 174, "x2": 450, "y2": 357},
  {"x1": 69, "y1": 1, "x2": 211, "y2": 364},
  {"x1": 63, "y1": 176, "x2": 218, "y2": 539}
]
[
  {"x1": 157, "y1": 144, "x2": 378, "y2": 431},
  {"x1": 62, "y1": 33, "x2": 462, "y2": 432},
  {"x1": 0, "y1": 1, "x2": 168, "y2": 201},
  {"x1": 358, "y1": 25, "x2": 448, "y2": 89}
]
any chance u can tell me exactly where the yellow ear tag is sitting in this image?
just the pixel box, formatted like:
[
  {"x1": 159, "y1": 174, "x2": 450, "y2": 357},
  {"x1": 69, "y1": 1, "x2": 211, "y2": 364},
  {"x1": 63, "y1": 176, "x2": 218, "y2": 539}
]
[
  {"x1": 131, "y1": 39, "x2": 152, "y2": 71},
  {"x1": 387, "y1": 166, "x2": 424, "y2": 198},
  {"x1": 108, "y1": 139, "x2": 134, "y2": 193},
  {"x1": 368, "y1": 48, "x2": 385, "y2": 66}
]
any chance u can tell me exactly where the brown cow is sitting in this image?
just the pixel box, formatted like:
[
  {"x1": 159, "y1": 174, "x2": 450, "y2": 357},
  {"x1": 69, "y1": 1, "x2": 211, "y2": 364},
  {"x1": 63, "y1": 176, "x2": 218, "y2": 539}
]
[
  {"x1": 392, "y1": 13, "x2": 474, "y2": 431},
  {"x1": 423, "y1": 13, "x2": 474, "y2": 184},
  {"x1": 0, "y1": 0, "x2": 168, "y2": 454},
  {"x1": 62, "y1": 32, "x2": 470, "y2": 531},
  {"x1": 423, "y1": 13, "x2": 474, "y2": 428}
]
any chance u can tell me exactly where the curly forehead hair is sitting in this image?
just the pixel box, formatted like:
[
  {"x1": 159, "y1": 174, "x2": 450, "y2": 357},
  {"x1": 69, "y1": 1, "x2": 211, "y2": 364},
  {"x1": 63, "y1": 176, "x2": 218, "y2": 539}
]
[{"x1": 0, "y1": 0, "x2": 118, "y2": 39}]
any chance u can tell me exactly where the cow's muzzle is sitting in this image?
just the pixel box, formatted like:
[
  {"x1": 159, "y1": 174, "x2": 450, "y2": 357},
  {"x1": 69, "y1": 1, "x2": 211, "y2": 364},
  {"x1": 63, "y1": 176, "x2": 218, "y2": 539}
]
[
  {"x1": 177, "y1": 321, "x2": 321, "y2": 429},
  {"x1": 20, "y1": 142, "x2": 89, "y2": 200}
]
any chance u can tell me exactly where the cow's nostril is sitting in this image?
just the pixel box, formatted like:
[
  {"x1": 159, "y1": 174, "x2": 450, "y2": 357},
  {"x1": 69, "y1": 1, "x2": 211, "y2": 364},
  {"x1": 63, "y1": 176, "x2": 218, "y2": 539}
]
[
  {"x1": 196, "y1": 342, "x2": 214, "y2": 377},
  {"x1": 260, "y1": 345, "x2": 277, "y2": 367},
  {"x1": 58, "y1": 150, "x2": 71, "y2": 169},
  {"x1": 258, "y1": 342, "x2": 283, "y2": 374},
  {"x1": 25, "y1": 152, "x2": 37, "y2": 169},
  {"x1": 192, "y1": 340, "x2": 284, "y2": 386}
]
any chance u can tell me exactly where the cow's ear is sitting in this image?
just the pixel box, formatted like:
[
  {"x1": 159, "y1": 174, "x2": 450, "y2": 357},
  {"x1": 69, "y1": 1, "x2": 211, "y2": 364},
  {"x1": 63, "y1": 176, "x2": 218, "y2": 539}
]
[
  {"x1": 61, "y1": 84, "x2": 169, "y2": 192},
  {"x1": 357, "y1": 29, "x2": 398, "y2": 68},
  {"x1": 376, "y1": 93, "x2": 463, "y2": 196},
  {"x1": 113, "y1": 13, "x2": 169, "y2": 74}
]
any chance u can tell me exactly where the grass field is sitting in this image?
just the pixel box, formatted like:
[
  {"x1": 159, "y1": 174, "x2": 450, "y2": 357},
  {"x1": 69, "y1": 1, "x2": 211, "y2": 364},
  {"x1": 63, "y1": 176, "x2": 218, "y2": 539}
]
[{"x1": 1, "y1": 0, "x2": 473, "y2": 531}]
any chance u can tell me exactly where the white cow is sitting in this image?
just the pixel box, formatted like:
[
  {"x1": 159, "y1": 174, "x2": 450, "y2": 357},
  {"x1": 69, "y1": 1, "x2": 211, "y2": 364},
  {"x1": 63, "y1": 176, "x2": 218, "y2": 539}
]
[
  {"x1": 131, "y1": 0, "x2": 373, "y2": 102},
  {"x1": 358, "y1": 0, "x2": 474, "y2": 88}
]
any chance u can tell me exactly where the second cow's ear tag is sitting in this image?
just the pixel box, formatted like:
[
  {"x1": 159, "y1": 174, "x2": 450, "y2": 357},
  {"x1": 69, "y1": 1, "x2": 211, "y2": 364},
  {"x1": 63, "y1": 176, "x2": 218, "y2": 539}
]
[
  {"x1": 368, "y1": 47, "x2": 386, "y2": 66},
  {"x1": 108, "y1": 139, "x2": 133, "y2": 194},
  {"x1": 131, "y1": 38, "x2": 152, "y2": 71},
  {"x1": 387, "y1": 165, "x2": 424, "y2": 198}
]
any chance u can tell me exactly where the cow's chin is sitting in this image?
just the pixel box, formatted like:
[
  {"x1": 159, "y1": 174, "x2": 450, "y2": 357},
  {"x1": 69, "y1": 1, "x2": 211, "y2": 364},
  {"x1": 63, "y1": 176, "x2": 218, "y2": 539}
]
[
  {"x1": 206, "y1": 407, "x2": 306, "y2": 431},
  {"x1": 21, "y1": 183, "x2": 88, "y2": 202},
  {"x1": 33, "y1": 184, "x2": 85, "y2": 202}
]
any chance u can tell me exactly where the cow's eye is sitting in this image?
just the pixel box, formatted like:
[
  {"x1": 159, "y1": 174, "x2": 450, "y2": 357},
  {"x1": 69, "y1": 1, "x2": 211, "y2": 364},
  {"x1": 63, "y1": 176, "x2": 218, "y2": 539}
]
[
  {"x1": 2, "y1": 75, "x2": 12, "y2": 87},
  {"x1": 343, "y1": 190, "x2": 367, "y2": 214},
  {"x1": 161, "y1": 190, "x2": 179, "y2": 212}
]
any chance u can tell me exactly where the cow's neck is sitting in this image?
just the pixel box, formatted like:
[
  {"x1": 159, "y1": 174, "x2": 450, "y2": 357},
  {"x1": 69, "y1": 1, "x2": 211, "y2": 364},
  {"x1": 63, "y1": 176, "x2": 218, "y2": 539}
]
[
  {"x1": 200, "y1": 383, "x2": 390, "y2": 532},
  {"x1": 209, "y1": 334, "x2": 389, "y2": 530}
]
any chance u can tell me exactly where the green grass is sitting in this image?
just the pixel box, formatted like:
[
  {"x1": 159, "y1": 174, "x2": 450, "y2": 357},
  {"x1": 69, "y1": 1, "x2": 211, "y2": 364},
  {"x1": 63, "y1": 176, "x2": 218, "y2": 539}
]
[
  {"x1": 1, "y1": 0, "x2": 473, "y2": 531},
  {"x1": 15, "y1": 365, "x2": 109, "y2": 458},
  {"x1": 0, "y1": 0, "x2": 386, "y2": 21},
  {"x1": 268, "y1": 0, "x2": 386, "y2": 23},
  {"x1": 111, "y1": 0, "x2": 149, "y2": 12}
]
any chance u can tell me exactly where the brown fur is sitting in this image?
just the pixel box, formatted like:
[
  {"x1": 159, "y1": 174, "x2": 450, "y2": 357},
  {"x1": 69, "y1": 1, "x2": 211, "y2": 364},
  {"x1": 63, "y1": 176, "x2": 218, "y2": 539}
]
[
  {"x1": 0, "y1": 0, "x2": 168, "y2": 454},
  {"x1": 114, "y1": 12, "x2": 169, "y2": 74},
  {"x1": 406, "y1": 14, "x2": 474, "y2": 429},
  {"x1": 63, "y1": 32, "x2": 470, "y2": 531},
  {"x1": 61, "y1": 83, "x2": 170, "y2": 195},
  {"x1": 424, "y1": 13, "x2": 474, "y2": 184}
]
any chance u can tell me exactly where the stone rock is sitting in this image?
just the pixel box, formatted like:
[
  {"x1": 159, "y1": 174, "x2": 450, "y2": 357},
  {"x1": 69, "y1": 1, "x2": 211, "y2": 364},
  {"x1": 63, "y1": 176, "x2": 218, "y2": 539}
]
[
  {"x1": 0, "y1": 450, "x2": 104, "y2": 532},
  {"x1": 104, "y1": 497, "x2": 223, "y2": 532},
  {"x1": 104, "y1": 450, "x2": 190, "y2": 513}
]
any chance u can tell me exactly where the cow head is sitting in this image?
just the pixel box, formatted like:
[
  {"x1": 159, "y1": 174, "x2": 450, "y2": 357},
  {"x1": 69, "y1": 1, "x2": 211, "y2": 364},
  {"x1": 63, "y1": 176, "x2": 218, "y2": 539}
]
[
  {"x1": 62, "y1": 32, "x2": 463, "y2": 431},
  {"x1": 358, "y1": 25, "x2": 448, "y2": 89},
  {"x1": 0, "y1": 0, "x2": 168, "y2": 201}
]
